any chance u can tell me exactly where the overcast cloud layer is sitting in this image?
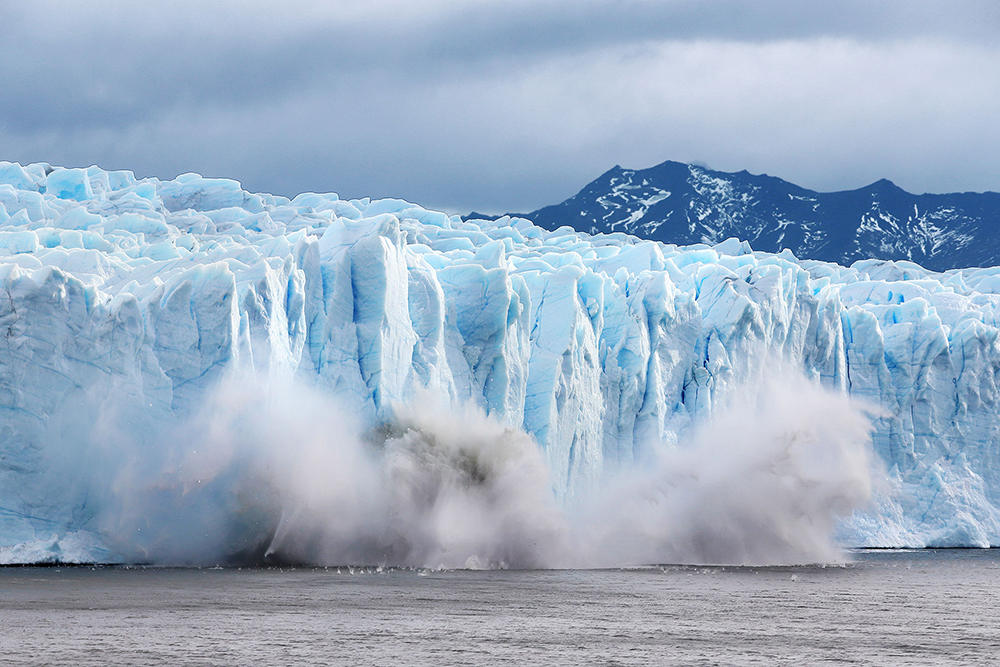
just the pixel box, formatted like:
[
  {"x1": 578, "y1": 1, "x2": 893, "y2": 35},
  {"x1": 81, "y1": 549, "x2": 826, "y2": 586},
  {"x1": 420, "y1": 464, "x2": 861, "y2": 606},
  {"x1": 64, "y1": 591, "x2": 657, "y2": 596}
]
[{"x1": 1, "y1": 0, "x2": 999, "y2": 213}]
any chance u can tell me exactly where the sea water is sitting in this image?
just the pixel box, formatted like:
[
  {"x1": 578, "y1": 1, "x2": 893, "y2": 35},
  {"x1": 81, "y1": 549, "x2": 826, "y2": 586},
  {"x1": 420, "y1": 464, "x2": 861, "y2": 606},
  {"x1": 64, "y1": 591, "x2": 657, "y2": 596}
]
[{"x1": 2, "y1": 550, "x2": 998, "y2": 666}]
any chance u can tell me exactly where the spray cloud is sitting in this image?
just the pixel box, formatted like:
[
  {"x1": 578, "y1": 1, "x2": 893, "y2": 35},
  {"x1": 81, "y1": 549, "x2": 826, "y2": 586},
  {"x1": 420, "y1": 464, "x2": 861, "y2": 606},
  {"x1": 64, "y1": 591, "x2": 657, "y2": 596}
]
[{"x1": 88, "y1": 370, "x2": 873, "y2": 568}]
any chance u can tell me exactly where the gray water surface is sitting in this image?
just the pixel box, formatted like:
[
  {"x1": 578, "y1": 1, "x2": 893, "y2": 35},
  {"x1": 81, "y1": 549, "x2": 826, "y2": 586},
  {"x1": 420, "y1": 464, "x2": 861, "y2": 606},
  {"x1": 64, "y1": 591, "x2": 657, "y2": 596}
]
[{"x1": 2, "y1": 550, "x2": 999, "y2": 666}]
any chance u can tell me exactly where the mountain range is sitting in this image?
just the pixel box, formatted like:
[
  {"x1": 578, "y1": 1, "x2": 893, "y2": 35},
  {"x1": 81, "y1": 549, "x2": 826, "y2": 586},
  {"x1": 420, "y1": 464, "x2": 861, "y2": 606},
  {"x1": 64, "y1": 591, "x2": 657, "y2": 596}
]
[{"x1": 502, "y1": 161, "x2": 1000, "y2": 272}]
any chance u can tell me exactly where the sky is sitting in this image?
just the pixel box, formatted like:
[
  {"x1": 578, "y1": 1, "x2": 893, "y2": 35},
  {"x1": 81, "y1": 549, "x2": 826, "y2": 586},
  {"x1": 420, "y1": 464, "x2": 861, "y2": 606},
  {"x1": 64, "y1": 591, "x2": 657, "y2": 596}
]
[{"x1": 1, "y1": 1, "x2": 999, "y2": 214}]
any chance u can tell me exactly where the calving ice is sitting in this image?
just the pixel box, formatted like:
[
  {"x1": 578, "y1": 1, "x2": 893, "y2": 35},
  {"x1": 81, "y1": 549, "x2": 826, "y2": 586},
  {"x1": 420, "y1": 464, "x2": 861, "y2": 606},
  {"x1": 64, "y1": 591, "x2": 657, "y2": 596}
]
[{"x1": 0, "y1": 161, "x2": 997, "y2": 566}]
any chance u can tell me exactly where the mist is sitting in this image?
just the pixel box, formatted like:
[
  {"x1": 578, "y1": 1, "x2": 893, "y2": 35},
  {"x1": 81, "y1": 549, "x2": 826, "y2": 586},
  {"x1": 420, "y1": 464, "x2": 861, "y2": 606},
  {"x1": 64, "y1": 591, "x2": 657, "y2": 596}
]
[
  {"x1": 80, "y1": 371, "x2": 873, "y2": 568},
  {"x1": 573, "y1": 375, "x2": 875, "y2": 566}
]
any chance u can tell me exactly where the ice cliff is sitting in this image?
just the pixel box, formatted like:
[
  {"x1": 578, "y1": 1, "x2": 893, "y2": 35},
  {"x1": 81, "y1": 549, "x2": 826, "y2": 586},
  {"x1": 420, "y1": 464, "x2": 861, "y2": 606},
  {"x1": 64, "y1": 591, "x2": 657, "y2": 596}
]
[{"x1": 1, "y1": 161, "x2": 1000, "y2": 564}]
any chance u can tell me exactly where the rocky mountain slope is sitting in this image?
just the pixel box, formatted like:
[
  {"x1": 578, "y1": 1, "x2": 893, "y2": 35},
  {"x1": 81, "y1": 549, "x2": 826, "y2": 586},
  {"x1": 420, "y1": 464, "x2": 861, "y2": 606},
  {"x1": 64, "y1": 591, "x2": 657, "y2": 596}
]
[{"x1": 522, "y1": 161, "x2": 1000, "y2": 272}]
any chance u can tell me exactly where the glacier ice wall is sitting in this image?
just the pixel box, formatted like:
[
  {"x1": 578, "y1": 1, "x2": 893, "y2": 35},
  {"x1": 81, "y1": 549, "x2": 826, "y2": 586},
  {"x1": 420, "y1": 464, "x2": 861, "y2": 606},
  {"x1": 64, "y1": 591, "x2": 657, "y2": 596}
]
[{"x1": 1, "y1": 161, "x2": 1000, "y2": 563}]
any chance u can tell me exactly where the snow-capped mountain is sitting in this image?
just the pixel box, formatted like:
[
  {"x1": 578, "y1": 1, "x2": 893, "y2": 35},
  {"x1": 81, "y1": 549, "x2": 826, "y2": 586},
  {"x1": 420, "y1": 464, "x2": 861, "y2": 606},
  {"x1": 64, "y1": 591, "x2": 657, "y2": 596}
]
[{"x1": 523, "y1": 161, "x2": 1000, "y2": 271}]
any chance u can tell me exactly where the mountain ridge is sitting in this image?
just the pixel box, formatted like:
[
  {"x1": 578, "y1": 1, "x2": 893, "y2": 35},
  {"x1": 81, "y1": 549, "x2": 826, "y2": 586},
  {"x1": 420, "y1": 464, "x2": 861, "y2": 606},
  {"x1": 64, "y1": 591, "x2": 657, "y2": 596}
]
[{"x1": 510, "y1": 160, "x2": 1000, "y2": 271}]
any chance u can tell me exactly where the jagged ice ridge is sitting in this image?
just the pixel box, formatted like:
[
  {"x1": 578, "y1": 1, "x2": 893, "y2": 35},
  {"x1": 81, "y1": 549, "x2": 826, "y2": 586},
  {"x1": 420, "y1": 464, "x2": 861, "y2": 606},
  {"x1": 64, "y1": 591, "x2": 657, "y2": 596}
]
[{"x1": 1, "y1": 161, "x2": 1000, "y2": 564}]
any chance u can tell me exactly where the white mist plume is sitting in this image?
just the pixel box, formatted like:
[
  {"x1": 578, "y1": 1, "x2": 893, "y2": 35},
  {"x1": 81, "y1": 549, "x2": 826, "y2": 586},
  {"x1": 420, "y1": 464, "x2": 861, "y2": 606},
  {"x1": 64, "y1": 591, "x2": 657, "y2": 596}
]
[
  {"x1": 576, "y1": 373, "x2": 875, "y2": 566},
  {"x1": 92, "y1": 371, "x2": 873, "y2": 567},
  {"x1": 99, "y1": 378, "x2": 566, "y2": 568},
  {"x1": 266, "y1": 392, "x2": 568, "y2": 569}
]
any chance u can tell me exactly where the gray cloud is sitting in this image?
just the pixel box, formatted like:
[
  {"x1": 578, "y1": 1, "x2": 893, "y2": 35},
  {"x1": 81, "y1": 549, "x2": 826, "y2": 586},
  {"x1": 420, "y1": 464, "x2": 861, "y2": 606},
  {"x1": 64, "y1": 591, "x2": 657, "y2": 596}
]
[{"x1": 1, "y1": 1, "x2": 999, "y2": 212}]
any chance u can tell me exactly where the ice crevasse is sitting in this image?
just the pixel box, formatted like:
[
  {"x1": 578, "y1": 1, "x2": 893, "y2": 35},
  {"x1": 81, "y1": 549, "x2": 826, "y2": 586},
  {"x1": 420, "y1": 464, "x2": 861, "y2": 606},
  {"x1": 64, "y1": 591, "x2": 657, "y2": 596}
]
[{"x1": 1, "y1": 161, "x2": 999, "y2": 563}]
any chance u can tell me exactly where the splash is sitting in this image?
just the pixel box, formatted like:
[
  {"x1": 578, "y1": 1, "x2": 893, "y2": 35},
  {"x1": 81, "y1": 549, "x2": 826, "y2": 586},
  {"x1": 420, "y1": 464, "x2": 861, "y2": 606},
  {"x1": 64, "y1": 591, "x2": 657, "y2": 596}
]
[
  {"x1": 92, "y1": 372, "x2": 872, "y2": 567},
  {"x1": 266, "y1": 394, "x2": 569, "y2": 569},
  {"x1": 96, "y1": 380, "x2": 566, "y2": 568},
  {"x1": 574, "y1": 374, "x2": 875, "y2": 566}
]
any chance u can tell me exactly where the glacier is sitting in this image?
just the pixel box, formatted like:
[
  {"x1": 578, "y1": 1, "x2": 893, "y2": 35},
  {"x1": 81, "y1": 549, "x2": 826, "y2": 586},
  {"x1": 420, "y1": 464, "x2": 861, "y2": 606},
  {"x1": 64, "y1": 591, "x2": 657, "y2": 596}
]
[{"x1": 1, "y1": 161, "x2": 1000, "y2": 565}]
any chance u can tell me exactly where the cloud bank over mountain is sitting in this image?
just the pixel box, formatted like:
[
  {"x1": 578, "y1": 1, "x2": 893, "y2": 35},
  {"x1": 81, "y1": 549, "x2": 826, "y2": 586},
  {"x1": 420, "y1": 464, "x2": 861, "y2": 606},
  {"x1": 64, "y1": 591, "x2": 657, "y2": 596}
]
[{"x1": 1, "y1": 1, "x2": 999, "y2": 213}]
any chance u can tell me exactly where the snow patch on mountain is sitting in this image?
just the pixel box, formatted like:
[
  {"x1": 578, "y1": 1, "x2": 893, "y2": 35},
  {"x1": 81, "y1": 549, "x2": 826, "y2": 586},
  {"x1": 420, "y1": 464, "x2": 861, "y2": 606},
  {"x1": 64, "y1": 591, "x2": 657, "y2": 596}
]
[{"x1": 526, "y1": 161, "x2": 1000, "y2": 272}]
